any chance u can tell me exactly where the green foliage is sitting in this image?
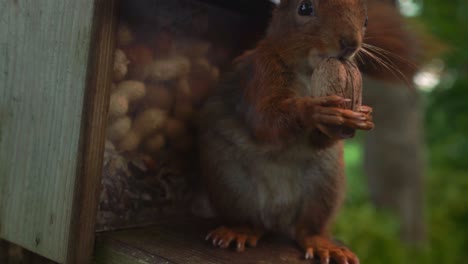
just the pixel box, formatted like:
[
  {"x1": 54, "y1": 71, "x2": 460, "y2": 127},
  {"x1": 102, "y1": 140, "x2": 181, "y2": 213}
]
[
  {"x1": 427, "y1": 167, "x2": 468, "y2": 264},
  {"x1": 332, "y1": 1, "x2": 468, "y2": 263},
  {"x1": 418, "y1": 2, "x2": 468, "y2": 261},
  {"x1": 419, "y1": 0, "x2": 468, "y2": 65},
  {"x1": 336, "y1": 140, "x2": 468, "y2": 264},
  {"x1": 421, "y1": 0, "x2": 468, "y2": 169},
  {"x1": 425, "y1": 77, "x2": 468, "y2": 169}
]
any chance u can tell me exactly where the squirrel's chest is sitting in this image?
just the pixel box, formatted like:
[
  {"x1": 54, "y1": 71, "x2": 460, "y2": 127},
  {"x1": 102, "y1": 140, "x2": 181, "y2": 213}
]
[{"x1": 295, "y1": 72, "x2": 314, "y2": 96}]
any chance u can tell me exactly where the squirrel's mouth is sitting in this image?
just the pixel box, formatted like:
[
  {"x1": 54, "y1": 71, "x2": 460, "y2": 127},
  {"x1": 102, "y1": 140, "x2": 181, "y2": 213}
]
[
  {"x1": 317, "y1": 46, "x2": 361, "y2": 62},
  {"x1": 338, "y1": 47, "x2": 359, "y2": 61}
]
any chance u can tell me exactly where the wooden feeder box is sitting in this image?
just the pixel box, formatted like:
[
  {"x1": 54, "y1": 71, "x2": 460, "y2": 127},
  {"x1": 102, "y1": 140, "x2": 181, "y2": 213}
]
[{"x1": 0, "y1": 0, "x2": 323, "y2": 263}]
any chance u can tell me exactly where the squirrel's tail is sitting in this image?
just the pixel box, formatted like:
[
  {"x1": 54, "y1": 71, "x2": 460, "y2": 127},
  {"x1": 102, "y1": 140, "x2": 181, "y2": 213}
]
[{"x1": 358, "y1": 1, "x2": 422, "y2": 85}]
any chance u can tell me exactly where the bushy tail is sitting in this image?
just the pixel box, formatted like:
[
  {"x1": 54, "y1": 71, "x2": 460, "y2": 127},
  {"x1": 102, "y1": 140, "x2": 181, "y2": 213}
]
[{"x1": 357, "y1": 1, "x2": 422, "y2": 86}]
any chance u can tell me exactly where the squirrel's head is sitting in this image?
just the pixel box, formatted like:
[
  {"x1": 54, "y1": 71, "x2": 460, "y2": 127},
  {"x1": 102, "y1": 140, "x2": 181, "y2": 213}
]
[{"x1": 269, "y1": 0, "x2": 368, "y2": 65}]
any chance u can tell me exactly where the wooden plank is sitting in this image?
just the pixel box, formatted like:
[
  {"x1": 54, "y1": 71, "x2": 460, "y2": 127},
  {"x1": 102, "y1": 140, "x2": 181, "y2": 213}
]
[
  {"x1": 0, "y1": 0, "x2": 111, "y2": 262},
  {"x1": 96, "y1": 218, "x2": 319, "y2": 264},
  {"x1": 67, "y1": 0, "x2": 118, "y2": 263},
  {"x1": 94, "y1": 238, "x2": 174, "y2": 264}
]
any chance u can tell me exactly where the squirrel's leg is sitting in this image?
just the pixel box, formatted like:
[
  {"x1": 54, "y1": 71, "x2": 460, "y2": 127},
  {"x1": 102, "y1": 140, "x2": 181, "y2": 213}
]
[
  {"x1": 205, "y1": 225, "x2": 264, "y2": 252},
  {"x1": 297, "y1": 235, "x2": 359, "y2": 264}
]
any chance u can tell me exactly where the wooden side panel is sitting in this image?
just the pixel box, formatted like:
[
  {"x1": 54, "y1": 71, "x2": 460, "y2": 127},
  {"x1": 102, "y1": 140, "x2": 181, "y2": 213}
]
[
  {"x1": 68, "y1": 0, "x2": 118, "y2": 263},
  {"x1": 0, "y1": 0, "x2": 106, "y2": 262}
]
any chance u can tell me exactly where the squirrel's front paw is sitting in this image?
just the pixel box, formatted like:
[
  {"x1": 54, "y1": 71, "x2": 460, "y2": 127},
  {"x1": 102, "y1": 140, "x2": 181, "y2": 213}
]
[
  {"x1": 299, "y1": 96, "x2": 373, "y2": 139},
  {"x1": 354, "y1": 105, "x2": 374, "y2": 130}
]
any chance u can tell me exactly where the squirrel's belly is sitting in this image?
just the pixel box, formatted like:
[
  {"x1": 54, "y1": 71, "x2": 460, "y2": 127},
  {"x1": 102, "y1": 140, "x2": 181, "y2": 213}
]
[
  {"x1": 201, "y1": 120, "x2": 343, "y2": 234},
  {"x1": 251, "y1": 159, "x2": 307, "y2": 234}
]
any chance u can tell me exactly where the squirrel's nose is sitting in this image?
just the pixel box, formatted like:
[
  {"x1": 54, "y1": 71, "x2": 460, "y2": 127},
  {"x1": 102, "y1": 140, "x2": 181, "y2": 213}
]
[{"x1": 339, "y1": 37, "x2": 359, "y2": 60}]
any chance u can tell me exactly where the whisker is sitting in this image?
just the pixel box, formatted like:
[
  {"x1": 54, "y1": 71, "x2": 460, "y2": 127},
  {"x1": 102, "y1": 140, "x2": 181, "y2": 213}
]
[
  {"x1": 362, "y1": 43, "x2": 417, "y2": 67},
  {"x1": 363, "y1": 45, "x2": 409, "y2": 73},
  {"x1": 357, "y1": 49, "x2": 380, "y2": 70},
  {"x1": 359, "y1": 47, "x2": 413, "y2": 87},
  {"x1": 363, "y1": 45, "x2": 417, "y2": 87},
  {"x1": 360, "y1": 48, "x2": 399, "y2": 76},
  {"x1": 354, "y1": 50, "x2": 365, "y2": 65}
]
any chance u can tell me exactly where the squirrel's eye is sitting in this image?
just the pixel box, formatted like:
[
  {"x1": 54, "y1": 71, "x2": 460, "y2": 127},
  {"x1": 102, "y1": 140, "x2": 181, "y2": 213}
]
[
  {"x1": 364, "y1": 16, "x2": 368, "y2": 28},
  {"x1": 298, "y1": 0, "x2": 315, "y2": 16}
]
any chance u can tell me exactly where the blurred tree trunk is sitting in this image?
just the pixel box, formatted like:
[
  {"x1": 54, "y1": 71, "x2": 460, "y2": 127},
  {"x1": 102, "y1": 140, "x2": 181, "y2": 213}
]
[
  {"x1": 362, "y1": 77, "x2": 426, "y2": 244},
  {"x1": 360, "y1": 0, "x2": 427, "y2": 245}
]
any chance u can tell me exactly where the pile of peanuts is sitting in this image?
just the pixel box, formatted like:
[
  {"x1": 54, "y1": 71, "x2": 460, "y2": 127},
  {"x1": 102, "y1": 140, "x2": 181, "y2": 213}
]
[{"x1": 107, "y1": 23, "x2": 220, "y2": 164}]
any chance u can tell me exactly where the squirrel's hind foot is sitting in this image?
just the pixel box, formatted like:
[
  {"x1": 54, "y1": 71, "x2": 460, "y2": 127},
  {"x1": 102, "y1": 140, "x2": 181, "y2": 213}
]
[
  {"x1": 298, "y1": 235, "x2": 359, "y2": 264},
  {"x1": 205, "y1": 225, "x2": 264, "y2": 252}
]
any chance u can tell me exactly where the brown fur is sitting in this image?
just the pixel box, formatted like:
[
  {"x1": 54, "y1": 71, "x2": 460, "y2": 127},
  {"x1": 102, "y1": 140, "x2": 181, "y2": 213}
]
[
  {"x1": 198, "y1": 0, "x2": 375, "y2": 259},
  {"x1": 358, "y1": 0, "x2": 421, "y2": 84}
]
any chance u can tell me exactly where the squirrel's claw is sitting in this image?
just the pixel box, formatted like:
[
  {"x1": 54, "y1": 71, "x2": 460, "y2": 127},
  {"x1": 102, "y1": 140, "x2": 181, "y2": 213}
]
[
  {"x1": 299, "y1": 236, "x2": 359, "y2": 264},
  {"x1": 205, "y1": 226, "x2": 263, "y2": 252}
]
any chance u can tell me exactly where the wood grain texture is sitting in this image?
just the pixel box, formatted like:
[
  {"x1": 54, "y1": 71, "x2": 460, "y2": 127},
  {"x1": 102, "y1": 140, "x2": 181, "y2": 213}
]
[
  {"x1": 94, "y1": 238, "x2": 173, "y2": 264},
  {"x1": 96, "y1": 218, "x2": 323, "y2": 264},
  {"x1": 67, "y1": 0, "x2": 118, "y2": 263},
  {"x1": 0, "y1": 0, "x2": 97, "y2": 262}
]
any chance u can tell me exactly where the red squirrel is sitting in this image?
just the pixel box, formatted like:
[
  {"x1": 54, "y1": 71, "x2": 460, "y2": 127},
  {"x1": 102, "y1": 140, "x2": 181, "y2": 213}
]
[{"x1": 197, "y1": 0, "x2": 414, "y2": 263}]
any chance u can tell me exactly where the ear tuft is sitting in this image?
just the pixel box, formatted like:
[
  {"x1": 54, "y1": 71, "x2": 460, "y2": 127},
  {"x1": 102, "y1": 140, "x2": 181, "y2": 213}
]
[{"x1": 278, "y1": 0, "x2": 289, "y2": 8}]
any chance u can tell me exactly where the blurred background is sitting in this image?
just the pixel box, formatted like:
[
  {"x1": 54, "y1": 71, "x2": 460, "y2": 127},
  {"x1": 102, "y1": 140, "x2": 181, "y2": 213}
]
[
  {"x1": 337, "y1": 0, "x2": 468, "y2": 263},
  {"x1": 1, "y1": 0, "x2": 467, "y2": 263}
]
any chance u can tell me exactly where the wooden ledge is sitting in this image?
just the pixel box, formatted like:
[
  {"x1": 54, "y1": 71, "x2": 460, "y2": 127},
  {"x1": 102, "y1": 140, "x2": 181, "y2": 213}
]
[{"x1": 94, "y1": 218, "x2": 325, "y2": 264}]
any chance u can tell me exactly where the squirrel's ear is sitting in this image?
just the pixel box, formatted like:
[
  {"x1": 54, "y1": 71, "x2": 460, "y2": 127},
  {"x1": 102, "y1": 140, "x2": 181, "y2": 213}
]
[{"x1": 278, "y1": 0, "x2": 290, "y2": 8}]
